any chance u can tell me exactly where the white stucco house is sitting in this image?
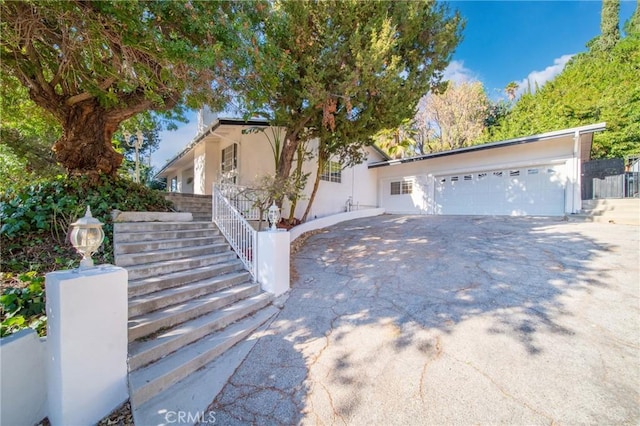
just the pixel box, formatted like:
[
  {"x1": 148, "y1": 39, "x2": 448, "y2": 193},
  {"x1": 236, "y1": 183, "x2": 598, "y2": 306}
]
[{"x1": 156, "y1": 110, "x2": 605, "y2": 218}]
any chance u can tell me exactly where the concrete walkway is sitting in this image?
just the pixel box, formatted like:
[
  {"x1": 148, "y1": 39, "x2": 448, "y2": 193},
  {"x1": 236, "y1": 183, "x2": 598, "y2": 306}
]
[{"x1": 208, "y1": 215, "x2": 640, "y2": 425}]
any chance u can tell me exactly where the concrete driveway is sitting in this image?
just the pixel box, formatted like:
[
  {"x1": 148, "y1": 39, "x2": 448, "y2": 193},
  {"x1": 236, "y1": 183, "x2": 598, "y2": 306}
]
[{"x1": 209, "y1": 215, "x2": 640, "y2": 425}]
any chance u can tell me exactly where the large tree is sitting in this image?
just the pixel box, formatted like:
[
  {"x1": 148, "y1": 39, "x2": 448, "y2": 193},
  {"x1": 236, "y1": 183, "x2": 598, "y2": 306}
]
[
  {"x1": 1, "y1": 0, "x2": 254, "y2": 177},
  {"x1": 232, "y1": 0, "x2": 463, "y2": 198},
  {"x1": 413, "y1": 80, "x2": 489, "y2": 153}
]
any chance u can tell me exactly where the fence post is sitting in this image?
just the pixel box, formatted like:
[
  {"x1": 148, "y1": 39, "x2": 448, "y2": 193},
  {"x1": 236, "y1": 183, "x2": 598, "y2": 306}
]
[
  {"x1": 256, "y1": 230, "x2": 290, "y2": 296},
  {"x1": 46, "y1": 265, "x2": 128, "y2": 426}
]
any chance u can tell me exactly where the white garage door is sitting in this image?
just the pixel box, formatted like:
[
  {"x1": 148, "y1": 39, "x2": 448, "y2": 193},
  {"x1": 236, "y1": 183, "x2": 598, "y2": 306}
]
[{"x1": 435, "y1": 165, "x2": 565, "y2": 216}]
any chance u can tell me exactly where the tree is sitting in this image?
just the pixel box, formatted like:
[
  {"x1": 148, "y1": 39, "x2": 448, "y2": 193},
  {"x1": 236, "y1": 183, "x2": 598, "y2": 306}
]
[
  {"x1": 505, "y1": 81, "x2": 519, "y2": 101},
  {"x1": 484, "y1": 3, "x2": 639, "y2": 159},
  {"x1": 414, "y1": 81, "x2": 489, "y2": 153},
  {"x1": 374, "y1": 120, "x2": 419, "y2": 159},
  {"x1": 232, "y1": 0, "x2": 463, "y2": 211},
  {"x1": 597, "y1": 0, "x2": 621, "y2": 51},
  {"x1": 1, "y1": 1, "x2": 256, "y2": 178}
]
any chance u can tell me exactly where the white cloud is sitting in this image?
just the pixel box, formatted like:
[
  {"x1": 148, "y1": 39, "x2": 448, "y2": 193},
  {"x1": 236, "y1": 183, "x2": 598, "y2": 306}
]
[
  {"x1": 152, "y1": 119, "x2": 198, "y2": 170},
  {"x1": 443, "y1": 60, "x2": 478, "y2": 84},
  {"x1": 514, "y1": 54, "x2": 574, "y2": 98}
]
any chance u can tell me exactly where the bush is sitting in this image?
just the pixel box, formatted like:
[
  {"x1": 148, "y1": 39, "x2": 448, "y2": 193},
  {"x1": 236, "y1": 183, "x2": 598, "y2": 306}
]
[
  {"x1": 0, "y1": 175, "x2": 173, "y2": 337},
  {"x1": 0, "y1": 272, "x2": 46, "y2": 337},
  {"x1": 1, "y1": 174, "x2": 173, "y2": 272}
]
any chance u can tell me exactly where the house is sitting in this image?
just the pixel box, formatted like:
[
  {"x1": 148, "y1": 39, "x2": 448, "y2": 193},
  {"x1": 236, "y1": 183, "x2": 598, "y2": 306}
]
[
  {"x1": 156, "y1": 111, "x2": 606, "y2": 218},
  {"x1": 156, "y1": 110, "x2": 388, "y2": 220}
]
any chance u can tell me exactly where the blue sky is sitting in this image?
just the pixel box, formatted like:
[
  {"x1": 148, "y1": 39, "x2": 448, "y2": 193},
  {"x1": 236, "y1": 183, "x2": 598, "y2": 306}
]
[{"x1": 153, "y1": 1, "x2": 636, "y2": 169}]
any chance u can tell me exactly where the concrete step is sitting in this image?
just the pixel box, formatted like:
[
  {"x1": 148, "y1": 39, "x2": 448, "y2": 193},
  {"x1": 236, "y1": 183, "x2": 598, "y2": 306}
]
[
  {"x1": 116, "y1": 242, "x2": 230, "y2": 267},
  {"x1": 128, "y1": 282, "x2": 261, "y2": 342},
  {"x1": 114, "y1": 221, "x2": 216, "y2": 234},
  {"x1": 114, "y1": 228, "x2": 219, "y2": 243},
  {"x1": 578, "y1": 198, "x2": 639, "y2": 225},
  {"x1": 129, "y1": 305, "x2": 278, "y2": 407},
  {"x1": 128, "y1": 261, "x2": 245, "y2": 298},
  {"x1": 126, "y1": 252, "x2": 237, "y2": 281},
  {"x1": 128, "y1": 270, "x2": 251, "y2": 317},
  {"x1": 115, "y1": 236, "x2": 224, "y2": 255},
  {"x1": 128, "y1": 292, "x2": 272, "y2": 370},
  {"x1": 131, "y1": 306, "x2": 278, "y2": 426}
]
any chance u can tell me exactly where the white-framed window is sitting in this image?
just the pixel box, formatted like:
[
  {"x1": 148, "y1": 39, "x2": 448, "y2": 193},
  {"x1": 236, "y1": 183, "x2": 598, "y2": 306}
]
[
  {"x1": 170, "y1": 177, "x2": 178, "y2": 192},
  {"x1": 320, "y1": 160, "x2": 342, "y2": 183},
  {"x1": 221, "y1": 143, "x2": 238, "y2": 184},
  {"x1": 390, "y1": 180, "x2": 413, "y2": 195}
]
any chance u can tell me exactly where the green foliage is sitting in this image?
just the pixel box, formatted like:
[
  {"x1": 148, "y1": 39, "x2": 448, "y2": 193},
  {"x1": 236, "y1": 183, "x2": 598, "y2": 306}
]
[
  {"x1": 231, "y1": 0, "x2": 462, "y2": 215},
  {"x1": 0, "y1": 175, "x2": 173, "y2": 273},
  {"x1": 0, "y1": 74, "x2": 64, "y2": 188},
  {"x1": 483, "y1": 10, "x2": 640, "y2": 159},
  {"x1": 1, "y1": 272, "x2": 47, "y2": 337}
]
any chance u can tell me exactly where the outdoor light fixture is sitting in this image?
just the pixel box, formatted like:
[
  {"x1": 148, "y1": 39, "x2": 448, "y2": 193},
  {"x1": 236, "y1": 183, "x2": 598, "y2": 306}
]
[
  {"x1": 69, "y1": 206, "x2": 105, "y2": 269},
  {"x1": 268, "y1": 202, "x2": 281, "y2": 231}
]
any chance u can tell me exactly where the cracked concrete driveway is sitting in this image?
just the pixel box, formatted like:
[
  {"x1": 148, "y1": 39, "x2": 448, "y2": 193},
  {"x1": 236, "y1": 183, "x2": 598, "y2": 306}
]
[{"x1": 208, "y1": 215, "x2": 640, "y2": 425}]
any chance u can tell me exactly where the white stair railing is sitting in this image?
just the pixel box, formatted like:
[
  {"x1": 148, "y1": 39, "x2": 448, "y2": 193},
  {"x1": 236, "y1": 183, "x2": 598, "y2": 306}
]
[
  {"x1": 212, "y1": 184, "x2": 257, "y2": 281},
  {"x1": 217, "y1": 182, "x2": 266, "y2": 221}
]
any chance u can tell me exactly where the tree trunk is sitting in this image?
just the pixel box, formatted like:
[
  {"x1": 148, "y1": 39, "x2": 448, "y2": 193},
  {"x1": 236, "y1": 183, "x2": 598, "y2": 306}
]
[
  {"x1": 53, "y1": 101, "x2": 123, "y2": 178},
  {"x1": 277, "y1": 129, "x2": 300, "y2": 182},
  {"x1": 301, "y1": 154, "x2": 325, "y2": 223}
]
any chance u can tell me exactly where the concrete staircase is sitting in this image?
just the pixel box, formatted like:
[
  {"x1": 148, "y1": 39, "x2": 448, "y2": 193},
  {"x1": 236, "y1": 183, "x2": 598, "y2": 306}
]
[
  {"x1": 164, "y1": 193, "x2": 212, "y2": 221},
  {"x1": 113, "y1": 221, "x2": 277, "y2": 412},
  {"x1": 570, "y1": 198, "x2": 640, "y2": 225}
]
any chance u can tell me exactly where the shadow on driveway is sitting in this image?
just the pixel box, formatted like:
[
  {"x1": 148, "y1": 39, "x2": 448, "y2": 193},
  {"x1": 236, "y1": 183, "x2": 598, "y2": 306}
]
[{"x1": 208, "y1": 215, "x2": 639, "y2": 425}]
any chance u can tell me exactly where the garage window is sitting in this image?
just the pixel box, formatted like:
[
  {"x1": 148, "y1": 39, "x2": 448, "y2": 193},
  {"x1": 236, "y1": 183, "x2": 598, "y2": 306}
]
[{"x1": 390, "y1": 180, "x2": 413, "y2": 195}]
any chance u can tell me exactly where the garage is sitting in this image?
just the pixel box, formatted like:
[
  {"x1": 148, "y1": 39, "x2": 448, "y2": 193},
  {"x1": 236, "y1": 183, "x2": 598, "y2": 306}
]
[
  {"x1": 435, "y1": 165, "x2": 566, "y2": 216},
  {"x1": 369, "y1": 123, "x2": 607, "y2": 217}
]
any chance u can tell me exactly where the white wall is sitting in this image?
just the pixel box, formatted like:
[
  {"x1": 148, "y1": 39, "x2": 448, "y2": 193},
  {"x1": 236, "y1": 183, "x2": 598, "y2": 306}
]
[{"x1": 0, "y1": 329, "x2": 48, "y2": 426}]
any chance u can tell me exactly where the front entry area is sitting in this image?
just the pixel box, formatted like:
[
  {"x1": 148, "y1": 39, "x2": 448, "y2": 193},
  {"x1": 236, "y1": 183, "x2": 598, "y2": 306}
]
[{"x1": 435, "y1": 164, "x2": 566, "y2": 216}]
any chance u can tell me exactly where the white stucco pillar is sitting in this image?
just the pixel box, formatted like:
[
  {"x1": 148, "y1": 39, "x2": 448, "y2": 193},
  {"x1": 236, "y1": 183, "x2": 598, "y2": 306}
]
[
  {"x1": 566, "y1": 130, "x2": 582, "y2": 214},
  {"x1": 257, "y1": 230, "x2": 290, "y2": 296},
  {"x1": 46, "y1": 265, "x2": 128, "y2": 426}
]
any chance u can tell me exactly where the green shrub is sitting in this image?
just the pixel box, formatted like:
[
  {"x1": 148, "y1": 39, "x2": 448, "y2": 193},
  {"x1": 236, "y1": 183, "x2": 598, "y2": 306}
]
[
  {"x1": 0, "y1": 175, "x2": 174, "y2": 337},
  {"x1": 1, "y1": 174, "x2": 173, "y2": 272},
  {"x1": 1, "y1": 272, "x2": 46, "y2": 337}
]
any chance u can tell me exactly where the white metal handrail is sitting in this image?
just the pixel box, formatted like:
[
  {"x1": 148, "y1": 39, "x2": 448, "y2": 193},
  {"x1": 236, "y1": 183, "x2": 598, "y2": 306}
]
[
  {"x1": 213, "y1": 184, "x2": 257, "y2": 281},
  {"x1": 217, "y1": 182, "x2": 266, "y2": 221}
]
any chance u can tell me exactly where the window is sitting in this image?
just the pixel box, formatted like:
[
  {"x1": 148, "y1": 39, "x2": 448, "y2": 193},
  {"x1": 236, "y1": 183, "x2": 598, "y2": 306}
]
[
  {"x1": 527, "y1": 168, "x2": 539, "y2": 175},
  {"x1": 320, "y1": 160, "x2": 342, "y2": 183},
  {"x1": 390, "y1": 180, "x2": 413, "y2": 195},
  {"x1": 221, "y1": 144, "x2": 238, "y2": 184},
  {"x1": 510, "y1": 170, "x2": 520, "y2": 177},
  {"x1": 464, "y1": 175, "x2": 473, "y2": 181},
  {"x1": 170, "y1": 177, "x2": 178, "y2": 192}
]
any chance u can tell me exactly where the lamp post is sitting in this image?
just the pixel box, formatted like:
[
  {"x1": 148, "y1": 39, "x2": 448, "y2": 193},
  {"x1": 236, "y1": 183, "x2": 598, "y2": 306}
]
[
  {"x1": 268, "y1": 202, "x2": 281, "y2": 231},
  {"x1": 123, "y1": 130, "x2": 143, "y2": 183},
  {"x1": 69, "y1": 206, "x2": 105, "y2": 269}
]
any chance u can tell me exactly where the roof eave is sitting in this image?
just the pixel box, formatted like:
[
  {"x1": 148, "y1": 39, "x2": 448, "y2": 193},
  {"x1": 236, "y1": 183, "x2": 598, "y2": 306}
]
[
  {"x1": 155, "y1": 117, "x2": 269, "y2": 177},
  {"x1": 368, "y1": 122, "x2": 607, "y2": 169}
]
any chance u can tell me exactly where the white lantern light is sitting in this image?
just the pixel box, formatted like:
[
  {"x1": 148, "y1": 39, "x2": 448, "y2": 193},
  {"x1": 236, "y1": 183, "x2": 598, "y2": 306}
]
[
  {"x1": 268, "y1": 202, "x2": 281, "y2": 231},
  {"x1": 69, "y1": 206, "x2": 105, "y2": 269}
]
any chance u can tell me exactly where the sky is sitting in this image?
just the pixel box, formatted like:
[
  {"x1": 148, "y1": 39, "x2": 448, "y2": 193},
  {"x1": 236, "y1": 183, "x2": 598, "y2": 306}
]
[{"x1": 153, "y1": 1, "x2": 637, "y2": 170}]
